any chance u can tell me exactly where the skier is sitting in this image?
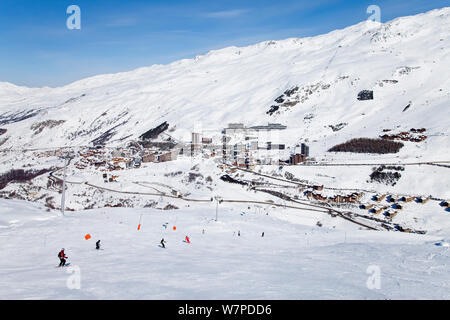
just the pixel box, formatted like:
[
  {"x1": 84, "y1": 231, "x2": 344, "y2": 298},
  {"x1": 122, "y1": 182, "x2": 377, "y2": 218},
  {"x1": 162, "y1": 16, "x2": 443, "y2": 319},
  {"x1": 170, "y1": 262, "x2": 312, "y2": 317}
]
[
  {"x1": 58, "y1": 248, "x2": 67, "y2": 267},
  {"x1": 262, "y1": 232, "x2": 264, "y2": 237},
  {"x1": 238, "y1": 231, "x2": 240, "y2": 237},
  {"x1": 185, "y1": 235, "x2": 190, "y2": 244},
  {"x1": 160, "y1": 238, "x2": 166, "y2": 248},
  {"x1": 96, "y1": 240, "x2": 101, "y2": 250}
]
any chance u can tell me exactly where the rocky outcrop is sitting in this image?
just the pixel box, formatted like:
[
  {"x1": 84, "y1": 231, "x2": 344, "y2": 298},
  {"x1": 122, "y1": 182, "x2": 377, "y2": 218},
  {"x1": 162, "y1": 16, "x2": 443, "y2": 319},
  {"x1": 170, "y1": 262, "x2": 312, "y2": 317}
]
[{"x1": 139, "y1": 121, "x2": 169, "y2": 140}]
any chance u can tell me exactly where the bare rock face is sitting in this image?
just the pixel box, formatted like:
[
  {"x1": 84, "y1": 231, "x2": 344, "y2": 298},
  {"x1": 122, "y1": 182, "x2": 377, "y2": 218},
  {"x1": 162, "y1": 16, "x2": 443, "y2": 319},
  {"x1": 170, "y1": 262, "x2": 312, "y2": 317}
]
[
  {"x1": 139, "y1": 121, "x2": 170, "y2": 141},
  {"x1": 162, "y1": 204, "x2": 179, "y2": 210},
  {"x1": 31, "y1": 120, "x2": 66, "y2": 135},
  {"x1": 328, "y1": 123, "x2": 348, "y2": 132},
  {"x1": 357, "y1": 90, "x2": 373, "y2": 100}
]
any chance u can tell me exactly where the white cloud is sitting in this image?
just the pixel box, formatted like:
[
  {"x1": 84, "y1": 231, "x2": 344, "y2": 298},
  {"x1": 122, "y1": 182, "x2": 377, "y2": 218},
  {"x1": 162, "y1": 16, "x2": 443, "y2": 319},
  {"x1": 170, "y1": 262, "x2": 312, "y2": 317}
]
[
  {"x1": 203, "y1": 9, "x2": 249, "y2": 19},
  {"x1": 106, "y1": 17, "x2": 139, "y2": 27}
]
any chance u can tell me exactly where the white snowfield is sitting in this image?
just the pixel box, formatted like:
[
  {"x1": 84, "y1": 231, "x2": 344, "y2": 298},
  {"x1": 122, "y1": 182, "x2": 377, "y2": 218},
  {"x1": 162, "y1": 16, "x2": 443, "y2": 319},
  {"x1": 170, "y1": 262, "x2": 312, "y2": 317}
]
[
  {"x1": 0, "y1": 198, "x2": 449, "y2": 300},
  {"x1": 0, "y1": 7, "x2": 450, "y2": 299},
  {"x1": 0, "y1": 7, "x2": 449, "y2": 157}
]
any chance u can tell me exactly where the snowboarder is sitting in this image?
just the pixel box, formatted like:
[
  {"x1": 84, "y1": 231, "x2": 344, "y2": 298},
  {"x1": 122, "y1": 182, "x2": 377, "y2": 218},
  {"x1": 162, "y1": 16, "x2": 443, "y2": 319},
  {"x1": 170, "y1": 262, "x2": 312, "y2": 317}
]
[
  {"x1": 58, "y1": 248, "x2": 67, "y2": 267},
  {"x1": 160, "y1": 238, "x2": 166, "y2": 248},
  {"x1": 96, "y1": 240, "x2": 101, "y2": 250}
]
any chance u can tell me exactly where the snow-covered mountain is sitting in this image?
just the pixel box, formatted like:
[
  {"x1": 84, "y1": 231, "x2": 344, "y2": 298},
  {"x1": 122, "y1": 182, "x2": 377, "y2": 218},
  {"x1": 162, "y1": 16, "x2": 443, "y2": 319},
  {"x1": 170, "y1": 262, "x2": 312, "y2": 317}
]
[
  {"x1": 0, "y1": 7, "x2": 449, "y2": 221},
  {"x1": 1, "y1": 7, "x2": 450, "y2": 300},
  {"x1": 0, "y1": 7, "x2": 449, "y2": 158}
]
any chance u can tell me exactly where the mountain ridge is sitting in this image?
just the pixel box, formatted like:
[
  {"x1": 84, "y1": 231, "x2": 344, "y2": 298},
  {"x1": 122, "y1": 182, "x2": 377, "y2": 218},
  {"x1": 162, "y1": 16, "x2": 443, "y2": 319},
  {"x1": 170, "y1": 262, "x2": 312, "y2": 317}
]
[
  {"x1": 2, "y1": 6, "x2": 449, "y2": 91},
  {"x1": 0, "y1": 7, "x2": 448, "y2": 159}
]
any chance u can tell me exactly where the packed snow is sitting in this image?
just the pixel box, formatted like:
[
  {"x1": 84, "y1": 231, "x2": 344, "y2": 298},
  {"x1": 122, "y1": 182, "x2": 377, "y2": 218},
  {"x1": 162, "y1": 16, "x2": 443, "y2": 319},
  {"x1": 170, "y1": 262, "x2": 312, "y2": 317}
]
[
  {"x1": 0, "y1": 7, "x2": 449, "y2": 300},
  {"x1": 0, "y1": 198, "x2": 449, "y2": 299}
]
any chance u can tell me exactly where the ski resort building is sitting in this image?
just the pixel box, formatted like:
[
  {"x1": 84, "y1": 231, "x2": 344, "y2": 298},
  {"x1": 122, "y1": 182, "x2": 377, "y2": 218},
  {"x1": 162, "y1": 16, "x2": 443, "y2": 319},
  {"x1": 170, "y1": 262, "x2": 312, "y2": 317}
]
[
  {"x1": 221, "y1": 123, "x2": 287, "y2": 167},
  {"x1": 287, "y1": 143, "x2": 310, "y2": 165}
]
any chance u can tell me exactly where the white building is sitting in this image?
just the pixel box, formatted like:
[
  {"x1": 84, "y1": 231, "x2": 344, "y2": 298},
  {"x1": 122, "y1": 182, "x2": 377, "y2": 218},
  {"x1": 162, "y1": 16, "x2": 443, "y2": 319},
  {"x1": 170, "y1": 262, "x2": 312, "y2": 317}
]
[{"x1": 222, "y1": 123, "x2": 287, "y2": 166}]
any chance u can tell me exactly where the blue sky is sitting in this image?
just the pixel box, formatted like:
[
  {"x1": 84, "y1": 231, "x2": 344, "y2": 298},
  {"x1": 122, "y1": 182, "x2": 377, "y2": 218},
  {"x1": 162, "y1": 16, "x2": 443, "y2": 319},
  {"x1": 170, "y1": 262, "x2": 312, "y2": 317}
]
[{"x1": 0, "y1": 0, "x2": 448, "y2": 87}]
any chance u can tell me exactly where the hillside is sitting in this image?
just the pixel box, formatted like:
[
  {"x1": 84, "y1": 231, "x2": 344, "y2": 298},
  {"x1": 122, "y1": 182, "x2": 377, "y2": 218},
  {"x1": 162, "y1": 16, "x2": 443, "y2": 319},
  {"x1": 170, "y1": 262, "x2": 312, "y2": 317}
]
[
  {"x1": 0, "y1": 7, "x2": 449, "y2": 158},
  {"x1": 0, "y1": 8, "x2": 449, "y2": 300}
]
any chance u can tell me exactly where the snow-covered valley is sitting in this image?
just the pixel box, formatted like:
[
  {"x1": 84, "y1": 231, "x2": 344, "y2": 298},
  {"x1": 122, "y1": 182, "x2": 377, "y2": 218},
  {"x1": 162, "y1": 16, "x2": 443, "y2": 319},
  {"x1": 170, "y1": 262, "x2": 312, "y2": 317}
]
[{"x1": 0, "y1": 7, "x2": 449, "y2": 299}]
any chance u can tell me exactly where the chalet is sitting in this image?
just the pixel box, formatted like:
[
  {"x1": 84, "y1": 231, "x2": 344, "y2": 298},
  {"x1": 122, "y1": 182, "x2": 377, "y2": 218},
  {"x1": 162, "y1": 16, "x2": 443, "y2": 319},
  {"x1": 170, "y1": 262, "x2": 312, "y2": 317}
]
[
  {"x1": 327, "y1": 192, "x2": 363, "y2": 204},
  {"x1": 384, "y1": 210, "x2": 398, "y2": 219},
  {"x1": 372, "y1": 194, "x2": 386, "y2": 202},
  {"x1": 313, "y1": 193, "x2": 327, "y2": 201},
  {"x1": 369, "y1": 207, "x2": 385, "y2": 215},
  {"x1": 380, "y1": 128, "x2": 427, "y2": 143},
  {"x1": 94, "y1": 161, "x2": 106, "y2": 168},
  {"x1": 399, "y1": 196, "x2": 415, "y2": 203},
  {"x1": 304, "y1": 191, "x2": 327, "y2": 202},
  {"x1": 351, "y1": 192, "x2": 363, "y2": 201},
  {"x1": 387, "y1": 195, "x2": 397, "y2": 203},
  {"x1": 171, "y1": 189, "x2": 181, "y2": 197},
  {"x1": 360, "y1": 203, "x2": 375, "y2": 210},
  {"x1": 392, "y1": 203, "x2": 403, "y2": 210},
  {"x1": 416, "y1": 196, "x2": 430, "y2": 204}
]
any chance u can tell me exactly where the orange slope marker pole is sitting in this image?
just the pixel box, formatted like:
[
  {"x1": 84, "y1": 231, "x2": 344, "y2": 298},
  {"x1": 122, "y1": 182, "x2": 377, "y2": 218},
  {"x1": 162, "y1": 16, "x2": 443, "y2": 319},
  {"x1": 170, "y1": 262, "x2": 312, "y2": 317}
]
[{"x1": 137, "y1": 214, "x2": 143, "y2": 231}]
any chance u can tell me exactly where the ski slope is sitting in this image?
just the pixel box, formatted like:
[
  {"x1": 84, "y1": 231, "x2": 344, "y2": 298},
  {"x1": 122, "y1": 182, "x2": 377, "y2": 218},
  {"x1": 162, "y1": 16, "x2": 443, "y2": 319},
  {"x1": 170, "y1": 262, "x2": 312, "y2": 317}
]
[
  {"x1": 0, "y1": 7, "x2": 449, "y2": 300},
  {"x1": 0, "y1": 199, "x2": 449, "y2": 299}
]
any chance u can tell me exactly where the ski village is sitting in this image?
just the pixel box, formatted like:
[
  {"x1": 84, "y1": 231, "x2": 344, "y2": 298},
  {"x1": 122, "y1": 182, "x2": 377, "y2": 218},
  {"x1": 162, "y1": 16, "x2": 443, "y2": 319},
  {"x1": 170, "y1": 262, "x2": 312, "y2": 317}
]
[{"x1": 0, "y1": 7, "x2": 449, "y2": 300}]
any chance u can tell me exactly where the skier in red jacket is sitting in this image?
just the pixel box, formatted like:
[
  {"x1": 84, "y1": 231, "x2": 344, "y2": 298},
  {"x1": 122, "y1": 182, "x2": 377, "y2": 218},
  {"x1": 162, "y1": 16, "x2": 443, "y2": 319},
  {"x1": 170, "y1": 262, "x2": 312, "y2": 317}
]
[
  {"x1": 58, "y1": 248, "x2": 67, "y2": 267},
  {"x1": 185, "y1": 235, "x2": 190, "y2": 244}
]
